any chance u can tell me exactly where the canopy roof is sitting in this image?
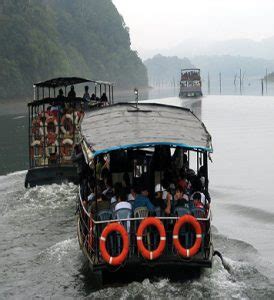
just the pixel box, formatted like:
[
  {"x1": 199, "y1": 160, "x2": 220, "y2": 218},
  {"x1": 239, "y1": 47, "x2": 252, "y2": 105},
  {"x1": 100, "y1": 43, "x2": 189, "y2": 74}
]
[
  {"x1": 81, "y1": 103, "x2": 213, "y2": 157},
  {"x1": 34, "y1": 77, "x2": 113, "y2": 88}
]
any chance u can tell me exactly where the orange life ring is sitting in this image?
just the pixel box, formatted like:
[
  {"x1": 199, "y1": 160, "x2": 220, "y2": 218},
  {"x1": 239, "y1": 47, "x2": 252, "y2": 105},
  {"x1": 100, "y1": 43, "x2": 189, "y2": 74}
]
[
  {"x1": 99, "y1": 222, "x2": 129, "y2": 266},
  {"x1": 61, "y1": 114, "x2": 74, "y2": 135},
  {"x1": 136, "y1": 217, "x2": 166, "y2": 260},
  {"x1": 173, "y1": 215, "x2": 202, "y2": 258},
  {"x1": 45, "y1": 115, "x2": 58, "y2": 135},
  {"x1": 61, "y1": 138, "x2": 74, "y2": 160}
]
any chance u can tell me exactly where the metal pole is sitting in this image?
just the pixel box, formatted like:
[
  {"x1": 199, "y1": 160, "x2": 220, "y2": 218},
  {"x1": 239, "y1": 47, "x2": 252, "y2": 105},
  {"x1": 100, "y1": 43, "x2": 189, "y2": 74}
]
[
  {"x1": 219, "y1": 72, "x2": 222, "y2": 95},
  {"x1": 240, "y1": 69, "x2": 242, "y2": 94},
  {"x1": 266, "y1": 68, "x2": 268, "y2": 94},
  {"x1": 203, "y1": 152, "x2": 209, "y2": 192},
  {"x1": 207, "y1": 72, "x2": 210, "y2": 95},
  {"x1": 261, "y1": 79, "x2": 264, "y2": 96},
  {"x1": 112, "y1": 85, "x2": 114, "y2": 104}
]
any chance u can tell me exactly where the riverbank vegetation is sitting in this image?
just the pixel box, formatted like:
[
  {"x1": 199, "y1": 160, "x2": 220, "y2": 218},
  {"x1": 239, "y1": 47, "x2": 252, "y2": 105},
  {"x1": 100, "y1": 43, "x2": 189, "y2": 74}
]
[{"x1": 0, "y1": 0, "x2": 148, "y2": 99}]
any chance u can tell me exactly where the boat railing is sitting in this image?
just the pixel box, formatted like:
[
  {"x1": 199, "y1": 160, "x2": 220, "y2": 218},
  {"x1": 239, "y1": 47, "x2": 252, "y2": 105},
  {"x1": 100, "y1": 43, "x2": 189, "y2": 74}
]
[{"x1": 78, "y1": 187, "x2": 212, "y2": 265}]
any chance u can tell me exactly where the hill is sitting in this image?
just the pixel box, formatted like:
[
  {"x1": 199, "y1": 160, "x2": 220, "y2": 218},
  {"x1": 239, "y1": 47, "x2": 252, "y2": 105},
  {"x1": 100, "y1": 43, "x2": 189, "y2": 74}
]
[
  {"x1": 144, "y1": 54, "x2": 194, "y2": 86},
  {"x1": 0, "y1": 0, "x2": 148, "y2": 99}
]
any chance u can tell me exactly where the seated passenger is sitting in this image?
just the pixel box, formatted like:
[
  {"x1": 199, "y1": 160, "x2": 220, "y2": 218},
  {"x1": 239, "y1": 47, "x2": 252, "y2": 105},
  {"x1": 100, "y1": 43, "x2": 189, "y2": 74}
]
[
  {"x1": 100, "y1": 92, "x2": 108, "y2": 103},
  {"x1": 114, "y1": 191, "x2": 132, "y2": 212},
  {"x1": 90, "y1": 192, "x2": 110, "y2": 215},
  {"x1": 152, "y1": 184, "x2": 170, "y2": 215},
  {"x1": 133, "y1": 186, "x2": 155, "y2": 212},
  {"x1": 102, "y1": 177, "x2": 113, "y2": 201},
  {"x1": 174, "y1": 187, "x2": 189, "y2": 208},
  {"x1": 191, "y1": 192, "x2": 206, "y2": 209},
  {"x1": 91, "y1": 93, "x2": 96, "y2": 101},
  {"x1": 68, "y1": 85, "x2": 76, "y2": 100},
  {"x1": 83, "y1": 86, "x2": 90, "y2": 102},
  {"x1": 111, "y1": 182, "x2": 123, "y2": 204},
  {"x1": 128, "y1": 187, "x2": 136, "y2": 202}
]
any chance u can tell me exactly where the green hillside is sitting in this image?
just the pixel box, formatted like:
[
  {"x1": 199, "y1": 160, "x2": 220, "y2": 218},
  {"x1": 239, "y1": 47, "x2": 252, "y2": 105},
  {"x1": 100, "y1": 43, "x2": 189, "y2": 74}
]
[{"x1": 0, "y1": 0, "x2": 148, "y2": 99}]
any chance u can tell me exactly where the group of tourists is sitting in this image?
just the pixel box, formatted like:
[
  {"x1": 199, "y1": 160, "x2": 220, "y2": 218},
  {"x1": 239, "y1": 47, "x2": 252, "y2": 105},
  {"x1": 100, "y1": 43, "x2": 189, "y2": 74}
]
[
  {"x1": 181, "y1": 71, "x2": 201, "y2": 81},
  {"x1": 80, "y1": 165, "x2": 210, "y2": 220}
]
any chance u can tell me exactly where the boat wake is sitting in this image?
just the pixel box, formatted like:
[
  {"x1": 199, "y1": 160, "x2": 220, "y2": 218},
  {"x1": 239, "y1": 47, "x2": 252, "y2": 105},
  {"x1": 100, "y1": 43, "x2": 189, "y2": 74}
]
[{"x1": 0, "y1": 171, "x2": 273, "y2": 299}]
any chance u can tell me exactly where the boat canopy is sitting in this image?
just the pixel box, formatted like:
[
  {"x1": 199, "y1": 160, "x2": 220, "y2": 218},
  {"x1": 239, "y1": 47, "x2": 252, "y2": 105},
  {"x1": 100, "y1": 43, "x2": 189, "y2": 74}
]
[
  {"x1": 34, "y1": 77, "x2": 113, "y2": 88},
  {"x1": 81, "y1": 102, "x2": 213, "y2": 157}
]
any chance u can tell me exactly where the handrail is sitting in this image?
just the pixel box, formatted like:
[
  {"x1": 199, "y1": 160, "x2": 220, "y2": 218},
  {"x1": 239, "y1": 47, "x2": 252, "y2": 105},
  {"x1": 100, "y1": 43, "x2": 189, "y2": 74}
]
[
  {"x1": 91, "y1": 210, "x2": 211, "y2": 224},
  {"x1": 78, "y1": 186, "x2": 90, "y2": 218}
]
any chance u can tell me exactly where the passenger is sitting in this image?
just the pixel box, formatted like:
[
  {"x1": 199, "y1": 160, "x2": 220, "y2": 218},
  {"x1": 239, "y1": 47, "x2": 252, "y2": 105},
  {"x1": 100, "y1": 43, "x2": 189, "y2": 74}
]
[
  {"x1": 152, "y1": 184, "x2": 171, "y2": 215},
  {"x1": 111, "y1": 182, "x2": 123, "y2": 204},
  {"x1": 174, "y1": 187, "x2": 189, "y2": 208},
  {"x1": 114, "y1": 191, "x2": 132, "y2": 212},
  {"x1": 56, "y1": 88, "x2": 65, "y2": 104},
  {"x1": 177, "y1": 172, "x2": 188, "y2": 192},
  {"x1": 68, "y1": 85, "x2": 76, "y2": 100},
  {"x1": 90, "y1": 192, "x2": 110, "y2": 215},
  {"x1": 191, "y1": 192, "x2": 206, "y2": 209},
  {"x1": 133, "y1": 186, "x2": 155, "y2": 212},
  {"x1": 91, "y1": 93, "x2": 96, "y2": 101},
  {"x1": 102, "y1": 177, "x2": 113, "y2": 201},
  {"x1": 100, "y1": 92, "x2": 108, "y2": 103},
  {"x1": 83, "y1": 86, "x2": 90, "y2": 103},
  {"x1": 128, "y1": 187, "x2": 136, "y2": 202}
]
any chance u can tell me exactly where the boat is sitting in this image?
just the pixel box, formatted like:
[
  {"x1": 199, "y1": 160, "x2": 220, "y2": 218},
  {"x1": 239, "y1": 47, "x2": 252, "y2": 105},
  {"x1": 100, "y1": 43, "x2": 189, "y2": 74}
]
[
  {"x1": 76, "y1": 102, "x2": 213, "y2": 279},
  {"x1": 24, "y1": 77, "x2": 114, "y2": 187},
  {"x1": 179, "y1": 68, "x2": 203, "y2": 98}
]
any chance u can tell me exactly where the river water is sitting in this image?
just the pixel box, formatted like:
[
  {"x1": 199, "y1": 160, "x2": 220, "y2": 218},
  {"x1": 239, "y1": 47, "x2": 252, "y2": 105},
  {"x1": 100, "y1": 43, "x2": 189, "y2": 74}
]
[{"x1": 0, "y1": 93, "x2": 274, "y2": 299}]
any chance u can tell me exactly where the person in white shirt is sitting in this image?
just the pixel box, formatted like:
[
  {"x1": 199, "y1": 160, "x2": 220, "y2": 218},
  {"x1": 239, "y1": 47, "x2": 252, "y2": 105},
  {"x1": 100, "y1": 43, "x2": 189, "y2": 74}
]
[{"x1": 114, "y1": 192, "x2": 132, "y2": 212}]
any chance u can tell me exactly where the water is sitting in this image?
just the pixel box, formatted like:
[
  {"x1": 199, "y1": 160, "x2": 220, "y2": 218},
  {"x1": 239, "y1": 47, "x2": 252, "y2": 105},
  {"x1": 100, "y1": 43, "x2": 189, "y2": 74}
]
[{"x1": 0, "y1": 94, "x2": 274, "y2": 298}]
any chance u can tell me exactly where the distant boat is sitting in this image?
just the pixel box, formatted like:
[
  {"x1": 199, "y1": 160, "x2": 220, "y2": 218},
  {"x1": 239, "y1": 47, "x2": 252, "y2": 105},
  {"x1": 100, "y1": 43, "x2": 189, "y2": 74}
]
[
  {"x1": 179, "y1": 68, "x2": 203, "y2": 98},
  {"x1": 24, "y1": 77, "x2": 114, "y2": 187}
]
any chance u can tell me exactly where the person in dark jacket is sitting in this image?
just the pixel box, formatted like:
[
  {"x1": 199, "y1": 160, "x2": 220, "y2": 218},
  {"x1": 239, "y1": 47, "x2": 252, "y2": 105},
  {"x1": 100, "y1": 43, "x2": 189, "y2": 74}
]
[{"x1": 133, "y1": 186, "x2": 154, "y2": 212}]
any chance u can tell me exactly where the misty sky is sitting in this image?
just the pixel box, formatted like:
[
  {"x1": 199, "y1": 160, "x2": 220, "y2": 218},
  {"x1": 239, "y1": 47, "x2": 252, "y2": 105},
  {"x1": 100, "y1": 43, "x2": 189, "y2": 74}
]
[{"x1": 113, "y1": 0, "x2": 274, "y2": 52}]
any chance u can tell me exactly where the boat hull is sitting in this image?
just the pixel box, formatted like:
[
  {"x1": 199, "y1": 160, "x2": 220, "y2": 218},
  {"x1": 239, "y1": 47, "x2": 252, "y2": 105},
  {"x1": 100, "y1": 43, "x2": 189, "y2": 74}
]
[{"x1": 25, "y1": 165, "x2": 79, "y2": 187}]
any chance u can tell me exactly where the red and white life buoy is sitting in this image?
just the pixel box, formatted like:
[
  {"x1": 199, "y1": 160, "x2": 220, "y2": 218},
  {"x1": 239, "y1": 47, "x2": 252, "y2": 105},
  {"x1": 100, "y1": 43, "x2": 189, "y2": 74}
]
[
  {"x1": 136, "y1": 217, "x2": 166, "y2": 260},
  {"x1": 173, "y1": 215, "x2": 202, "y2": 258},
  {"x1": 99, "y1": 222, "x2": 129, "y2": 266},
  {"x1": 45, "y1": 115, "x2": 59, "y2": 135},
  {"x1": 47, "y1": 132, "x2": 56, "y2": 145},
  {"x1": 61, "y1": 114, "x2": 74, "y2": 135},
  {"x1": 61, "y1": 138, "x2": 74, "y2": 160}
]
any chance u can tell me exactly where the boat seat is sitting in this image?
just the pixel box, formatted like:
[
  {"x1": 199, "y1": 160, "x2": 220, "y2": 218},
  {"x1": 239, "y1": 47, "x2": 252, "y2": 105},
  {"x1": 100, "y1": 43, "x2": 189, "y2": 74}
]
[
  {"x1": 134, "y1": 207, "x2": 148, "y2": 218},
  {"x1": 174, "y1": 207, "x2": 190, "y2": 217},
  {"x1": 97, "y1": 209, "x2": 113, "y2": 221},
  {"x1": 113, "y1": 208, "x2": 132, "y2": 233}
]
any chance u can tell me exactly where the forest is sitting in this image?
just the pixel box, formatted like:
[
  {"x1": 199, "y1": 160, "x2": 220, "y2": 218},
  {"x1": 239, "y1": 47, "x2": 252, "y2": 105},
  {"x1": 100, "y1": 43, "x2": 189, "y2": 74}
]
[{"x1": 0, "y1": 0, "x2": 148, "y2": 99}]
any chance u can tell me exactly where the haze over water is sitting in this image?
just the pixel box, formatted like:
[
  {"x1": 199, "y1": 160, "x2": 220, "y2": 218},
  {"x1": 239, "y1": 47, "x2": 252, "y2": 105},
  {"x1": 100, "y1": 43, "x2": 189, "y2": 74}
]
[{"x1": 0, "y1": 91, "x2": 274, "y2": 298}]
